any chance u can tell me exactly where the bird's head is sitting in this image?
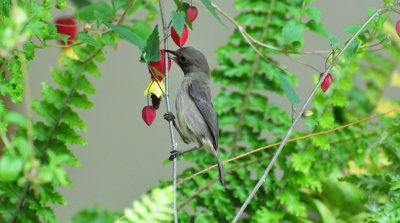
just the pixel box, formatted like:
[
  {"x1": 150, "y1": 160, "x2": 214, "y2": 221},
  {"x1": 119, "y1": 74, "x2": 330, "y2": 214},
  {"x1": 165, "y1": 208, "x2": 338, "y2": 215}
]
[{"x1": 166, "y1": 47, "x2": 210, "y2": 74}]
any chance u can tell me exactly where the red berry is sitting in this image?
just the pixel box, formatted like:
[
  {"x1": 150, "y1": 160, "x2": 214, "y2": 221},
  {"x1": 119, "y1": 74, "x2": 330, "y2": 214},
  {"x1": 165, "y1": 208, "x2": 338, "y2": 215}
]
[
  {"x1": 319, "y1": 73, "x2": 333, "y2": 93},
  {"x1": 186, "y1": 6, "x2": 198, "y2": 23},
  {"x1": 171, "y1": 25, "x2": 188, "y2": 48},
  {"x1": 396, "y1": 20, "x2": 400, "y2": 37},
  {"x1": 142, "y1": 106, "x2": 156, "y2": 126},
  {"x1": 148, "y1": 50, "x2": 172, "y2": 81},
  {"x1": 54, "y1": 17, "x2": 78, "y2": 45}
]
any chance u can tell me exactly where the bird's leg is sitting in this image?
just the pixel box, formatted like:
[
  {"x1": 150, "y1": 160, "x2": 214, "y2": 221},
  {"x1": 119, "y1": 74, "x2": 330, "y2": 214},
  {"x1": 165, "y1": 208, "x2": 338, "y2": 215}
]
[
  {"x1": 163, "y1": 112, "x2": 190, "y2": 143},
  {"x1": 169, "y1": 146, "x2": 200, "y2": 160}
]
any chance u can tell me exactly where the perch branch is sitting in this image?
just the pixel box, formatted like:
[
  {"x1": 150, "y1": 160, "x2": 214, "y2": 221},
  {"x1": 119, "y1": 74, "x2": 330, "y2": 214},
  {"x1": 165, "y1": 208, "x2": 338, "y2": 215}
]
[{"x1": 158, "y1": 0, "x2": 179, "y2": 222}]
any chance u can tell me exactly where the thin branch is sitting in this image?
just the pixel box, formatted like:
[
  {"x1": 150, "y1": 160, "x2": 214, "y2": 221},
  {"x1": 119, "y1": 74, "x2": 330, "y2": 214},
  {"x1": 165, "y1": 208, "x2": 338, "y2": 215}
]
[
  {"x1": 177, "y1": 109, "x2": 398, "y2": 186},
  {"x1": 212, "y1": 3, "x2": 331, "y2": 56},
  {"x1": 158, "y1": 0, "x2": 179, "y2": 222},
  {"x1": 117, "y1": 0, "x2": 136, "y2": 25},
  {"x1": 231, "y1": 8, "x2": 388, "y2": 222}
]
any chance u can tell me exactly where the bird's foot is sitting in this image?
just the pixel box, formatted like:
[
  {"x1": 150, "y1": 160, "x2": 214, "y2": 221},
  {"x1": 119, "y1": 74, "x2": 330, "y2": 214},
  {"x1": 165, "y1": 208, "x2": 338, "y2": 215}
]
[
  {"x1": 169, "y1": 150, "x2": 181, "y2": 161},
  {"x1": 164, "y1": 112, "x2": 175, "y2": 122}
]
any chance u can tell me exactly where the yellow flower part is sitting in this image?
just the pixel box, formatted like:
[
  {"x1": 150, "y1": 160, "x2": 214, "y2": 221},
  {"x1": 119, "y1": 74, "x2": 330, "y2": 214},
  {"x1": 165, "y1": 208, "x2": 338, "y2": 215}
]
[
  {"x1": 144, "y1": 79, "x2": 165, "y2": 98},
  {"x1": 62, "y1": 47, "x2": 79, "y2": 60}
]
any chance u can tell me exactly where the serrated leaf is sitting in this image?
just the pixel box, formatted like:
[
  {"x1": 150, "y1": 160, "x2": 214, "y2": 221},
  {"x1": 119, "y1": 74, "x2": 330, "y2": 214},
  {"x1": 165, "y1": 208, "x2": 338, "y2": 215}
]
[
  {"x1": 282, "y1": 21, "x2": 305, "y2": 44},
  {"x1": 290, "y1": 150, "x2": 316, "y2": 174},
  {"x1": 277, "y1": 188, "x2": 307, "y2": 217},
  {"x1": 200, "y1": 0, "x2": 224, "y2": 26},
  {"x1": 105, "y1": 23, "x2": 146, "y2": 50},
  {"x1": 54, "y1": 122, "x2": 86, "y2": 145},
  {"x1": 142, "y1": 25, "x2": 160, "y2": 62},
  {"x1": 77, "y1": 32, "x2": 102, "y2": 49},
  {"x1": 311, "y1": 134, "x2": 330, "y2": 151},
  {"x1": 318, "y1": 111, "x2": 334, "y2": 129},
  {"x1": 70, "y1": 93, "x2": 94, "y2": 109},
  {"x1": 278, "y1": 74, "x2": 300, "y2": 104},
  {"x1": 171, "y1": 11, "x2": 185, "y2": 37}
]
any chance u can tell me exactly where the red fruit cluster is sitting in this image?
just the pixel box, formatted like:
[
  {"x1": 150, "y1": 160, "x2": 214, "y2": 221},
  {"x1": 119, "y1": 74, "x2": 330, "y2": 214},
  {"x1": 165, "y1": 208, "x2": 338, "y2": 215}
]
[
  {"x1": 170, "y1": 5, "x2": 198, "y2": 48},
  {"x1": 148, "y1": 50, "x2": 172, "y2": 81},
  {"x1": 54, "y1": 17, "x2": 78, "y2": 45},
  {"x1": 319, "y1": 73, "x2": 333, "y2": 93}
]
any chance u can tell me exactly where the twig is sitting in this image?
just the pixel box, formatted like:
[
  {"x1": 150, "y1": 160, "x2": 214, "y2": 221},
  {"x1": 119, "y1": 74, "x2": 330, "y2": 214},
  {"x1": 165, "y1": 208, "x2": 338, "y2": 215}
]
[
  {"x1": 158, "y1": 1, "x2": 178, "y2": 222},
  {"x1": 177, "y1": 109, "x2": 397, "y2": 186},
  {"x1": 231, "y1": 8, "x2": 387, "y2": 222},
  {"x1": 212, "y1": 3, "x2": 331, "y2": 56},
  {"x1": 117, "y1": 0, "x2": 136, "y2": 25}
]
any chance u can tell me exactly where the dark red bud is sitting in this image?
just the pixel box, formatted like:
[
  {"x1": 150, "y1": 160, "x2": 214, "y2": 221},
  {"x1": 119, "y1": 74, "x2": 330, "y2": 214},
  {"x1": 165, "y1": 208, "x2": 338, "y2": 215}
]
[
  {"x1": 54, "y1": 17, "x2": 78, "y2": 45},
  {"x1": 142, "y1": 106, "x2": 156, "y2": 126},
  {"x1": 319, "y1": 73, "x2": 333, "y2": 93},
  {"x1": 186, "y1": 6, "x2": 198, "y2": 23}
]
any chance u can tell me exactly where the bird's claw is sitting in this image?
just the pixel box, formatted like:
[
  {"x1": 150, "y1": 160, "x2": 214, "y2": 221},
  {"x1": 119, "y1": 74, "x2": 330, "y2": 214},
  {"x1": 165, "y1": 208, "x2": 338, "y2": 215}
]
[
  {"x1": 164, "y1": 112, "x2": 175, "y2": 122},
  {"x1": 169, "y1": 150, "x2": 181, "y2": 161}
]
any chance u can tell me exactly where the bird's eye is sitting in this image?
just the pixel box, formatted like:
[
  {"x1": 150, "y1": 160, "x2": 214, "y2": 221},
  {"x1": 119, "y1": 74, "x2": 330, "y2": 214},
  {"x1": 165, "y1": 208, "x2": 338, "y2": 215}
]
[{"x1": 179, "y1": 56, "x2": 186, "y2": 63}]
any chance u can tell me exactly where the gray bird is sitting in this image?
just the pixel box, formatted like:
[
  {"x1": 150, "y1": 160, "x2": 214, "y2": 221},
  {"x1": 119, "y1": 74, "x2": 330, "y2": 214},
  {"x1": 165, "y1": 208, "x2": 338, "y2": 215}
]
[{"x1": 164, "y1": 47, "x2": 225, "y2": 185}]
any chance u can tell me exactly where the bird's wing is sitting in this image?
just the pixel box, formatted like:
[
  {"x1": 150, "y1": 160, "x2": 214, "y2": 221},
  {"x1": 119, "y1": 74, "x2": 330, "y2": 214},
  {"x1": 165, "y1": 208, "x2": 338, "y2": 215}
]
[{"x1": 188, "y1": 78, "x2": 219, "y2": 149}]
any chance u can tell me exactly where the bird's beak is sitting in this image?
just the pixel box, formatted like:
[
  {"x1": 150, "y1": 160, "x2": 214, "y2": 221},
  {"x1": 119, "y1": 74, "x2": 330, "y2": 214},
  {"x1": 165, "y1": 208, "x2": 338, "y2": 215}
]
[{"x1": 165, "y1": 50, "x2": 177, "y2": 62}]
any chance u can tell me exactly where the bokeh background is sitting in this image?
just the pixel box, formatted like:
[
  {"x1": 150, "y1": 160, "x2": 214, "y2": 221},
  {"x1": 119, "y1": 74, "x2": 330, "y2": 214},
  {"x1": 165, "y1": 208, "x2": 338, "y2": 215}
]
[{"x1": 26, "y1": 0, "x2": 393, "y2": 222}]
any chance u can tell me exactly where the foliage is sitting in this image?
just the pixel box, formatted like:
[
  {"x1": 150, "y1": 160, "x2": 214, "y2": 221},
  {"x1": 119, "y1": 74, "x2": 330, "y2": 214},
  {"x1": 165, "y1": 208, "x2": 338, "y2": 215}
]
[
  {"x1": 72, "y1": 187, "x2": 173, "y2": 223},
  {"x1": 168, "y1": 0, "x2": 400, "y2": 222},
  {"x1": 0, "y1": 0, "x2": 400, "y2": 222},
  {"x1": 0, "y1": 0, "x2": 156, "y2": 222}
]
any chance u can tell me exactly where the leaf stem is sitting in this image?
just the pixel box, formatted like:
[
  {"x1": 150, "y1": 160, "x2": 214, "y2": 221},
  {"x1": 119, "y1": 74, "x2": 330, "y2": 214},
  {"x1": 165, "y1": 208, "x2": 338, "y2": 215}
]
[{"x1": 158, "y1": 0, "x2": 178, "y2": 222}]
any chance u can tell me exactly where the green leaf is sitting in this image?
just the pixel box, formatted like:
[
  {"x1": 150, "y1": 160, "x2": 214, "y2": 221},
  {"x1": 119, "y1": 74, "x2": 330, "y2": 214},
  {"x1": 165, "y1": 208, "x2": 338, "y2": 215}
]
[
  {"x1": 329, "y1": 35, "x2": 340, "y2": 47},
  {"x1": 344, "y1": 38, "x2": 360, "y2": 61},
  {"x1": 282, "y1": 21, "x2": 305, "y2": 44},
  {"x1": 4, "y1": 112, "x2": 26, "y2": 127},
  {"x1": 200, "y1": 0, "x2": 225, "y2": 26},
  {"x1": 305, "y1": 7, "x2": 321, "y2": 23},
  {"x1": 142, "y1": 25, "x2": 160, "y2": 62},
  {"x1": 306, "y1": 20, "x2": 329, "y2": 37},
  {"x1": 105, "y1": 23, "x2": 146, "y2": 50},
  {"x1": 77, "y1": 32, "x2": 102, "y2": 49},
  {"x1": 131, "y1": 20, "x2": 153, "y2": 39},
  {"x1": 0, "y1": 155, "x2": 23, "y2": 182},
  {"x1": 76, "y1": 2, "x2": 113, "y2": 22},
  {"x1": 171, "y1": 11, "x2": 185, "y2": 37},
  {"x1": 278, "y1": 74, "x2": 300, "y2": 104},
  {"x1": 112, "y1": 0, "x2": 128, "y2": 11}
]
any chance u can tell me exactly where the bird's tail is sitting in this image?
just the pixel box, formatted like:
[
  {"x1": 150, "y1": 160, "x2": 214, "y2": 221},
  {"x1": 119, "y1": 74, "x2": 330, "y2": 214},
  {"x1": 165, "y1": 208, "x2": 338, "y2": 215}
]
[{"x1": 215, "y1": 150, "x2": 225, "y2": 185}]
